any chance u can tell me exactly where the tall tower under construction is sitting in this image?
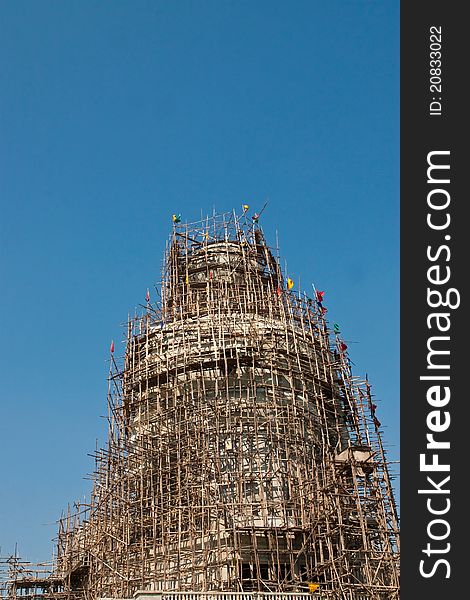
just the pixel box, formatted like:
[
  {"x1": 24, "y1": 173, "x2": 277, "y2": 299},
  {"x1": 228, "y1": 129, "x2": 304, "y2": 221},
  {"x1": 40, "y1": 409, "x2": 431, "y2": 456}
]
[{"x1": 2, "y1": 210, "x2": 399, "y2": 600}]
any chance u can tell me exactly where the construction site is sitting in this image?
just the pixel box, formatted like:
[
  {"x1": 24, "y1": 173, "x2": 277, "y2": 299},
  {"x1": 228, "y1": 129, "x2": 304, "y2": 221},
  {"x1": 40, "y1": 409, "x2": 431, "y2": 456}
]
[{"x1": 1, "y1": 209, "x2": 400, "y2": 600}]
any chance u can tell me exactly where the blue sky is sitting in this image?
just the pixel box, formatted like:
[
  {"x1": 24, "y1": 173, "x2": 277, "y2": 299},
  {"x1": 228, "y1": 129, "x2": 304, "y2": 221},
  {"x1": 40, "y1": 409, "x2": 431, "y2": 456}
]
[{"x1": 0, "y1": 1, "x2": 399, "y2": 563}]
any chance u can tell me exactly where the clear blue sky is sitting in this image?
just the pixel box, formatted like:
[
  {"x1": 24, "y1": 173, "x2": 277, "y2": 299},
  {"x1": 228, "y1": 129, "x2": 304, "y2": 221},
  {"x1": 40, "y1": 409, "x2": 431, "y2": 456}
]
[{"x1": 0, "y1": 1, "x2": 399, "y2": 563}]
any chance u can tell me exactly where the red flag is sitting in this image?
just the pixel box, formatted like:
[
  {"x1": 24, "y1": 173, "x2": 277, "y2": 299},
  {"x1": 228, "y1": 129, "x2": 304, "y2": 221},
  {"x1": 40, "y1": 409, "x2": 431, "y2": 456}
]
[
  {"x1": 276, "y1": 286, "x2": 281, "y2": 296},
  {"x1": 110, "y1": 340, "x2": 115, "y2": 354},
  {"x1": 340, "y1": 342, "x2": 348, "y2": 352},
  {"x1": 321, "y1": 306, "x2": 328, "y2": 315},
  {"x1": 316, "y1": 290, "x2": 325, "y2": 302},
  {"x1": 146, "y1": 289, "x2": 150, "y2": 302},
  {"x1": 209, "y1": 270, "x2": 213, "y2": 280}
]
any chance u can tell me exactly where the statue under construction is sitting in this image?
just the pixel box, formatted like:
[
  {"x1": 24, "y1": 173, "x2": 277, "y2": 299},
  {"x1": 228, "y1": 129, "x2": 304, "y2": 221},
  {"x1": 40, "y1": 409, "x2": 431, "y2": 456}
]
[{"x1": 1, "y1": 209, "x2": 399, "y2": 600}]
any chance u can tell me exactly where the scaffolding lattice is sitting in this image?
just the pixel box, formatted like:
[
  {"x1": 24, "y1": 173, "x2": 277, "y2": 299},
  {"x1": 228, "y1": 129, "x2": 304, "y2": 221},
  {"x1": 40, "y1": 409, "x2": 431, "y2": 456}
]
[{"x1": 3, "y1": 210, "x2": 399, "y2": 600}]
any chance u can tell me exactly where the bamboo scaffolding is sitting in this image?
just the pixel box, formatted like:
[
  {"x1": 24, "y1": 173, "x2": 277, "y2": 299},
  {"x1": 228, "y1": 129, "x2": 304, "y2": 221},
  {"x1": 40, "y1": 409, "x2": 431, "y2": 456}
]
[{"x1": 3, "y1": 210, "x2": 399, "y2": 600}]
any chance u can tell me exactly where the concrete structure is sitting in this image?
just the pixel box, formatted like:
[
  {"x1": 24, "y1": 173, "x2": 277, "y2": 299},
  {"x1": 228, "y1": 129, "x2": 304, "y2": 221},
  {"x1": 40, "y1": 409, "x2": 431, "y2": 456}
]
[{"x1": 1, "y1": 211, "x2": 399, "y2": 600}]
